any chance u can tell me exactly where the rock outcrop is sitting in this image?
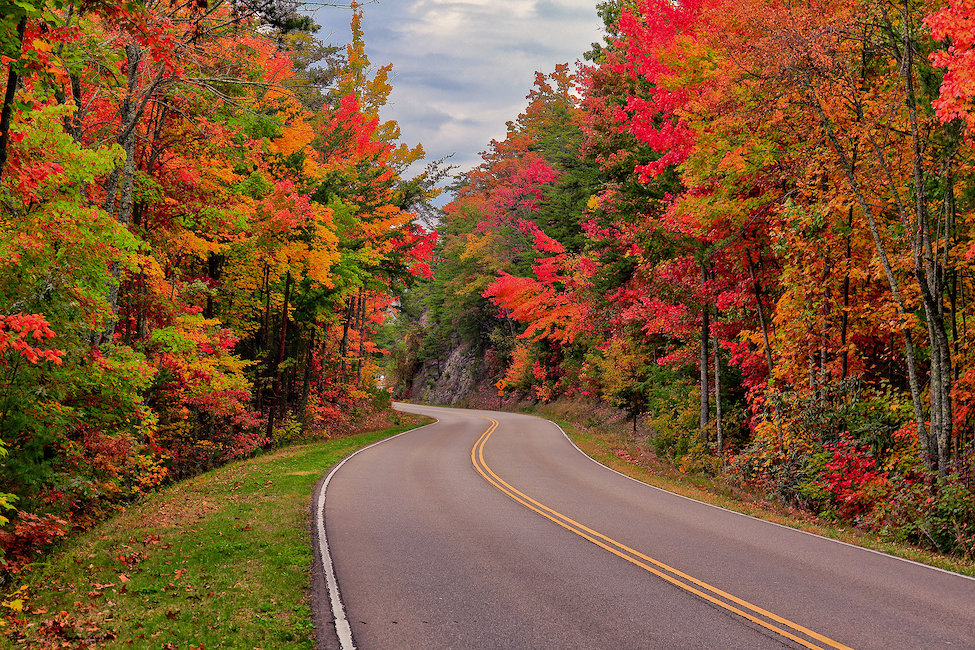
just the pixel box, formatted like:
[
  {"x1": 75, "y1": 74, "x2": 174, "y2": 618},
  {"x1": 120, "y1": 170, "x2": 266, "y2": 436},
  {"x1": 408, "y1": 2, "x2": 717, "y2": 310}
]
[{"x1": 409, "y1": 343, "x2": 482, "y2": 404}]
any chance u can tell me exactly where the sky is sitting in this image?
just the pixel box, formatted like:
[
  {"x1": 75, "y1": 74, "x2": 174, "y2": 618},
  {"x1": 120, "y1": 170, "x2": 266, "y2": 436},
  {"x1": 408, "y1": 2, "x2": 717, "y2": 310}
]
[{"x1": 314, "y1": 1, "x2": 605, "y2": 193}]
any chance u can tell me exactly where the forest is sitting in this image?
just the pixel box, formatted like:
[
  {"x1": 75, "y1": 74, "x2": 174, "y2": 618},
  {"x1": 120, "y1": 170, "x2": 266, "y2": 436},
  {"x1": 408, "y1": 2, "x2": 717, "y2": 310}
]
[
  {"x1": 4, "y1": 0, "x2": 975, "y2": 582},
  {"x1": 389, "y1": 0, "x2": 975, "y2": 559},
  {"x1": 0, "y1": 0, "x2": 440, "y2": 574}
]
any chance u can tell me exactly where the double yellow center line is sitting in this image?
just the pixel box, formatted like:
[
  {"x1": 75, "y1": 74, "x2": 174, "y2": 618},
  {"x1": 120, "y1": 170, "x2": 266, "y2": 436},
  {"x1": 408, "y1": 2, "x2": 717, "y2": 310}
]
[{"x1": 471, "y1": 418, "x2": 852, "y2": 650}]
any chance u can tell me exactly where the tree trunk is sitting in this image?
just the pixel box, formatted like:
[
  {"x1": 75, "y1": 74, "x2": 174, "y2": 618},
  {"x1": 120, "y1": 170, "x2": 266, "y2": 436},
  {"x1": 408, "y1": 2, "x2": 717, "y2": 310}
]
[
  {"x1": 898, "y1": 3, "x2": 952, "y2": 474},
  {"x1": 137, "y1": 269, "x2": 148, "y2": 341},
  {"x1": 65, "y1": 73, "x2": 84, "y2": 141},
  {"x1": 300, "y1": 329, "x2": 315, "y2": 432},
  {"x1": 714, "y1": 306, "x2": 722, "y2": 461},
  {"x1": 357, "y1": 290, "x2": 366, "y2": 384},
  {"x1": 265, "y1": 269, "x2": 292, "y2": 442},
  {"x1": 261, "y1": 265, "x2": 271, "y2": 351},
  {"x1": 747, "y1": 253, "x2": 775, "y2": 381},
  {"x1": 841, "y1": 206, "x2": 853, "y2": 380},
  {"x1": 101, "y1": 44, "x2": 143, "y2": 344},
  {"x1": 204, "y1": 253, "x2": 223, "y2": 319},
  {"x1": 276, "y1": 270, "x2": 292, "y2": 391},
  {"x1": 700, "y1": 266, "x2": 710, "y2": 431},
  {"x1": 339, "y1": 295, "x2": 355, "y2": 381},
  {"x1": 0, "y1": 17, "x2": 26, "y2": 184},
  {"x1": 820, "y1": 256, "x2": 831, "y2": 390}
]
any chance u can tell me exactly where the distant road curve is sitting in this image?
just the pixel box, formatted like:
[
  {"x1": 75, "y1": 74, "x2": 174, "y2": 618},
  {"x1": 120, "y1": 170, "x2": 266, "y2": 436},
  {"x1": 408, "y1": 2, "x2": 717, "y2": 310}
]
[{"x1": 316, "y1": 403, "x2": 975, "y2": 649}]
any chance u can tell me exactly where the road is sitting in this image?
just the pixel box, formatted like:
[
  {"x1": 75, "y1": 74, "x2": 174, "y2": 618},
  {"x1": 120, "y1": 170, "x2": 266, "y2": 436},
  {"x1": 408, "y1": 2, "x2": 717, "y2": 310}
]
[{"x1": 316, "y1": 403, "x2": 975, "y2": 649}]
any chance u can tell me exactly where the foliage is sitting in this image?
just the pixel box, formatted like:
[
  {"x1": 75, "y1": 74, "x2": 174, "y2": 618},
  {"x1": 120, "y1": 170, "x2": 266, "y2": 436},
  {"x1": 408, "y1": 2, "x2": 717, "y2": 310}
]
[
  {"x1": 816, "y1": 435, "x2": 891, "y2": 520},
  {"x1": 0, "y1": 1, "x2": 437, "y2": 575},
  {"x1": 876, "y1": 474, "x2": 975, "y2": 559},
  {"x1": 392, "y1": 0, "x2": 975, "y2": 559}
]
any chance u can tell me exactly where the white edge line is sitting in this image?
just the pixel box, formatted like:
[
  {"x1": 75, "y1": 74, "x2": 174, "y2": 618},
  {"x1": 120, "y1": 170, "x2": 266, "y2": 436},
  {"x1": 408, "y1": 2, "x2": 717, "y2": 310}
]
[
  {"x1": 410, "y1": 403, "x2": 975, "y2": 583},
  {"x1": 547, "y1": 419, "x2": 975, "y2": 583},
  {"x1": 315, "y1": 414, "x2": 441, "y2": 650}
]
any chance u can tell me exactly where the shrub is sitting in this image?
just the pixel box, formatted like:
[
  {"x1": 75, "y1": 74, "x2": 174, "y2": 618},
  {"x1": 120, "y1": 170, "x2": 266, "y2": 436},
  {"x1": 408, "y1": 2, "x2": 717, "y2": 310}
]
[
  {"x1": 875, "y1": 475, "x2": 975, "y2": 558},
  {"x1": 0, "y1": 512, "x2": 68, "y2": 577},
  {"x1": 815, "y1": 434, "x2": 890, "y2": 521},
  {"x1": 729, "y1": 420, "x2": 821, "y2": 510}
]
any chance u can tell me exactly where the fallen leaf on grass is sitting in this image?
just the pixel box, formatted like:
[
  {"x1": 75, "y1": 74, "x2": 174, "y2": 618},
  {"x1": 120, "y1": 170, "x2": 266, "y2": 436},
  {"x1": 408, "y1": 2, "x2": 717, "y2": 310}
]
[{"x1": 2, "y1": 599, "x2": 23, "y2": 612}]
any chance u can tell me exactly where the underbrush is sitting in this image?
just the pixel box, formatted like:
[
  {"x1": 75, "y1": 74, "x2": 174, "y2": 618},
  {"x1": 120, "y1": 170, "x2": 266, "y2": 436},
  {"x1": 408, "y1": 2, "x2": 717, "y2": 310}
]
[{"x1": 497, "y1": 394, "x2": 975, "y2": 570}]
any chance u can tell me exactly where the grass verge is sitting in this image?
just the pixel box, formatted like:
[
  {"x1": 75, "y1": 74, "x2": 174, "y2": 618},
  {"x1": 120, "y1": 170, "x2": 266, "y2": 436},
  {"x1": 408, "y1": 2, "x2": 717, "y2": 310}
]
[
  {"x1": 552, "y1": 416, "x2": 975, "y2": 578},
  {"x1": 452, "y1": 392, "x2": 975, "y2": 576},
  {"x1": 3, "y1": 414, "x2": 430, "y2": 648}
]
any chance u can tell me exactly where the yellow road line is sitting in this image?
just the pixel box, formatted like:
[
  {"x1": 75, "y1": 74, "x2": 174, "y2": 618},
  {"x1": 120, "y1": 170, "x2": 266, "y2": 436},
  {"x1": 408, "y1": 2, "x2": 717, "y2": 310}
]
[{"x1": 471, "y1": 418, "x2": 853, "y2": 650}]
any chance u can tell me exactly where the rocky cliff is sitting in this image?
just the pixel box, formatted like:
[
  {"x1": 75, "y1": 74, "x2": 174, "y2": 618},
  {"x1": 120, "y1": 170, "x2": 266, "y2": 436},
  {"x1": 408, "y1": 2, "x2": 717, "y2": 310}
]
[{"x1": 409, "y1": 343, "x2": 483, "y2": 405}]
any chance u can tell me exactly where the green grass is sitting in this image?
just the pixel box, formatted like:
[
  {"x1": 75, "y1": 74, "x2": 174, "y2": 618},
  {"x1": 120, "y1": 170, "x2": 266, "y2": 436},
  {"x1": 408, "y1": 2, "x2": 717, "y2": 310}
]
[{"x1": 3, "y1": 416, "x2": 430, "y2": 648}]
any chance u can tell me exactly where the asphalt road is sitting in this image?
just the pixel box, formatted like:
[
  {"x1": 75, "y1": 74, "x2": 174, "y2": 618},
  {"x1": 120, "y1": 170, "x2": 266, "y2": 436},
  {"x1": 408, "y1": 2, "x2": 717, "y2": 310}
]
[{"x1": 318, "y1": 403, "x2": 975, "y2": 649}]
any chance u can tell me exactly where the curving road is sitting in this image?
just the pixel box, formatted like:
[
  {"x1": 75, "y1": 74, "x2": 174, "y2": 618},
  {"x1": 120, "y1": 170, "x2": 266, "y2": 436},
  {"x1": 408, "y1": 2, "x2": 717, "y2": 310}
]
[{"x1": 316, "y1": 403, "x2": 975, "y2": 649}]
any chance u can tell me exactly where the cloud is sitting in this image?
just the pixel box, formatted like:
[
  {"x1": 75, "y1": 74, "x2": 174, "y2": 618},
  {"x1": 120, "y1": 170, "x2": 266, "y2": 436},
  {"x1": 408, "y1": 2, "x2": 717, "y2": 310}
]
[
  {"x1": 534, "y1": 0, "x2": 597, "y2": 21},
  {"x1": 315, "y1": 1, "x2": 603, "y2": 188}
]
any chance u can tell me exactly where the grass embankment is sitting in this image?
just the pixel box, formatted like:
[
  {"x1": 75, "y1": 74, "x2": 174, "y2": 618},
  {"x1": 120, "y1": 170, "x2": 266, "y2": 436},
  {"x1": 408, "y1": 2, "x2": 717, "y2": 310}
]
[
  {"x1": 3, "y1": 415, "x2": 430, "y2": 648},
  {"x1": 512, "y1": 401, "x2": 975, "y2": 578}
]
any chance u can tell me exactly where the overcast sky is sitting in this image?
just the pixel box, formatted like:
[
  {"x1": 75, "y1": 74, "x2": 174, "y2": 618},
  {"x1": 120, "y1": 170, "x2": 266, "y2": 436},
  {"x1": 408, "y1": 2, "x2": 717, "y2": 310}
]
[{"x1": 315, "y1": 1, "x2": 604, "y2": 192}]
